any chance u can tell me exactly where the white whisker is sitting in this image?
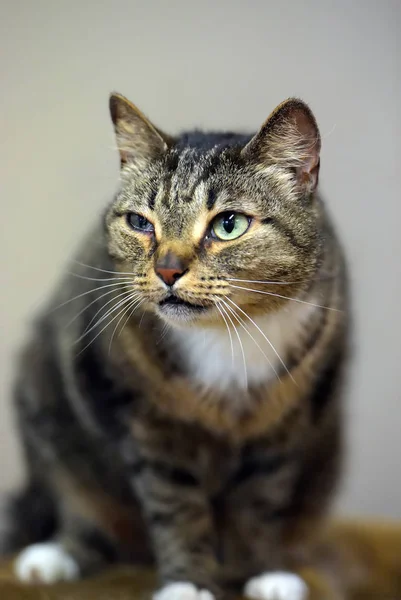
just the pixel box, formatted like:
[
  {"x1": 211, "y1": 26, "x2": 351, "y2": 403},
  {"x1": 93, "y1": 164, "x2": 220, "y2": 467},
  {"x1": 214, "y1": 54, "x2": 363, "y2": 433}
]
[
  {"x1": 65, "y1": 287, "x2": 127, "y2": 328},
  {"x1": 225, "y1": 296, "x2": 293, "y2": 383},
  {"x1": 75, "y1": 291, "x2": 136, "y2": 344},
  {"x1": 118, "y1": 299, "x2": 145, "y2": 339},
  {"x1": 108, "y1": 297, "x2": 144, "y2": 354},
  {"x1": 214, "y1": 302, "x2": 234, "y2": 368},
  {"x1": 50, "y1": 280, "x2": 132, "y2": 313},
  {"x1": 83, "y1": 288, "x2": 138, "y2": 335},
  {"x1": 138, "y1": 309, "x2": 146, "y2": 329},
  {"x1": 72, "y1": 261, "x2": 134, "y2": 276},
  {"x1": 218, "y1": 299, "x2": 247, "y2": 389},
  {"x1": 226, "y1": 278, "x2": 299, "y2": 286},
  {"x1": 226, "y1": 271, "x2": 339, "y2": 286},
  {"x1": 220, "y1": 299, "x2": 281, "y2": 383},
  {"x1": 69, "y1": 272, "x2": 133, "y2": 283},
  {"x1": 228, "y1": 284, "x2": 341, "y2": 312},
  {"x1": 156, "y1": 321, "x2": 170, "y2": 346},
  {"x1": 76, "y1": 296, "x2": 141, "y2": 357}
]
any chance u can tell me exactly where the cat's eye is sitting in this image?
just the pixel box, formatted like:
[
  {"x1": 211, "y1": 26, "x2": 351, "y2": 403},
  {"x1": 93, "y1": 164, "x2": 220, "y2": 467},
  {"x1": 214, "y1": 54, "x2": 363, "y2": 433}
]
[
  {"x1": 211, "y1": 212, "x2": 250, "y2": 241},
  {"x1": 126, "y1": 212, "x2": 154, "y2": 233}
]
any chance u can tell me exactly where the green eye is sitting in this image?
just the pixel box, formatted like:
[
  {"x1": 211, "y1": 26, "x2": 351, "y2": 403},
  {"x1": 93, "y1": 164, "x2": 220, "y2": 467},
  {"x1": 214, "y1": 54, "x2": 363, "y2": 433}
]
[
  {"x1": 211, "y1": 212, "x2": 250, "y2": 241},
  {"x1": 126, "y1": 212, "x2": 154, "y2": 233}
]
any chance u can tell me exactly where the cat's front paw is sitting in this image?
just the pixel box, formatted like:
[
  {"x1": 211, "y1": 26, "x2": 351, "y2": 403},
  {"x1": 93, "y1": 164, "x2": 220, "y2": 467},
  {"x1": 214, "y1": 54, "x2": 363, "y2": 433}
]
[
  {"x1": 244, "y1": 572, "x2": 308, "y2": 600},
  {"x1": 14, "y1": 542, "x2": 80, "y2": 584},
  {"x1": 153, "y1": 582, "x2": 215, "y2": 600}
]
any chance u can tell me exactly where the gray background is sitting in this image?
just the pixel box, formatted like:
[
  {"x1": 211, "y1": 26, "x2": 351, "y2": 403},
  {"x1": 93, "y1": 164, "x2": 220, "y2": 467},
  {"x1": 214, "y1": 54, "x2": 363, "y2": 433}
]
[{"x1": 1, "y1": 0, "x2": 400, "y2": 517}]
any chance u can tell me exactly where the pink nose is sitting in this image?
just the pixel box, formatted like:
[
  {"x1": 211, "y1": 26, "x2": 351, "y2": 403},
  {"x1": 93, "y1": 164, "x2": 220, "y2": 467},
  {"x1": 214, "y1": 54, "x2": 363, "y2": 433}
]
[
  {"x1": 155, "y1": 267, "x2": 185, "y2": 286},
  {"x1": 155, "y1": 252, "x2": 189, "y2": 286}
]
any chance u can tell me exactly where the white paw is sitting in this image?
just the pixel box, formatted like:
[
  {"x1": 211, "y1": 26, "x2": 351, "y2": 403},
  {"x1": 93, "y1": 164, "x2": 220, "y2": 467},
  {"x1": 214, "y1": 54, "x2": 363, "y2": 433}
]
[
  {"x1": 153, "y1": 582, "x2": 215, "y2": 600},
  {"x1": 14, "y1": 542, "x2": 80, "y2": 584},
  {"x1": 244, "y1": 572, "x2": 308, "y2": 600}
]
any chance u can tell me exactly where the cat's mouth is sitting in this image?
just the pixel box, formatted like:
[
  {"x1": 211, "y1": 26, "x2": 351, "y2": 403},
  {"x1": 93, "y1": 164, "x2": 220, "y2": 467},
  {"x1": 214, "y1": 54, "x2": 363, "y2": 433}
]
[
  {"x1": 157, "y1": 295, "x2": 210, "y2": 321},
  {"x1": 159, "y1": 295, "x2": 208, "y2": 310}
]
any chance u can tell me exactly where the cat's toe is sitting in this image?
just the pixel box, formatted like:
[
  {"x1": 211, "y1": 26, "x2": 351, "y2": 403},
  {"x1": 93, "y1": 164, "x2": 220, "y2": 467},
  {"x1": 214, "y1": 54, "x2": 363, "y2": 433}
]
[
  {"x1": 153, "y1": 582, "x2": 215, "y2": 600},
  {"x1": 244, "y1": 571, "x2": 308, "y2": 600},
  {"x1": 15, "y1": 542, "x2": 80, "y2": 584}
]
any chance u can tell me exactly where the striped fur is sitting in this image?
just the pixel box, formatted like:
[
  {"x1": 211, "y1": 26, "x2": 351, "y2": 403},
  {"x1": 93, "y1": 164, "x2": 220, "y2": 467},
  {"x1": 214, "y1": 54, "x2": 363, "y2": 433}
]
[{"x1": 0, "y1": 95, "x2": 349, "y2": 597}]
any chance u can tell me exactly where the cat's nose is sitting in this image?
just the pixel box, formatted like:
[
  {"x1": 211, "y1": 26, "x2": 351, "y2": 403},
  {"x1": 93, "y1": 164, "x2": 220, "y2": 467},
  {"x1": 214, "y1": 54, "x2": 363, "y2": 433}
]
[{"x1": 155, "y1": 252, "x2": 189, "y2": 286}]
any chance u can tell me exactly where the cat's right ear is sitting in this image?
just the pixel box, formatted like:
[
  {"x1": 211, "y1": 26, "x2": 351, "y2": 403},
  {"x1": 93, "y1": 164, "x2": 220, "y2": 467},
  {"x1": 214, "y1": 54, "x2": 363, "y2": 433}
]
[
  {"x1": 242, "y1": 99, "x2": 321, "y2": 196},
  {"x1": 109, "y1": 93, "x2": 173, "y2": 168}
]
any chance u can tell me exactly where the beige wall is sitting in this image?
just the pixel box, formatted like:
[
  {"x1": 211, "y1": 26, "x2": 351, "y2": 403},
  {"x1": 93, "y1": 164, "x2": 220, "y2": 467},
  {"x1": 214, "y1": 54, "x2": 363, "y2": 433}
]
[{"x1": 1, "y1": 1, "x2": 400, "y2": 517}]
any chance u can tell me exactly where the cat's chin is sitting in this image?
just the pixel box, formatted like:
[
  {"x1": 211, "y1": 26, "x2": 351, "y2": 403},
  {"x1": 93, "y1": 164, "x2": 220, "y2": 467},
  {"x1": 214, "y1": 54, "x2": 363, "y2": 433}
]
[
  {"x1": 157, "y1": 304, "x2": 209, "y2": 325},
  {"x1": 156, "y1": 302, "x2": 211, "y2": 325}
]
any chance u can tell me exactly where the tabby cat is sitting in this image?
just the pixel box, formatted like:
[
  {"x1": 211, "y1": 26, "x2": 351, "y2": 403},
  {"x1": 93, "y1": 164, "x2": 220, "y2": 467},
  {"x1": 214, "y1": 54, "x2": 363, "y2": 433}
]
[{"x1": 0, "y1": 93, "x2": 349, "y2": 600}]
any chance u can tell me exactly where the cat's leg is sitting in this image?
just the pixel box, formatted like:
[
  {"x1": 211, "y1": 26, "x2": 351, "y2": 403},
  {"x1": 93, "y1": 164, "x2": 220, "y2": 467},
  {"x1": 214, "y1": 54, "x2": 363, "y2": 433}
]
[
  {"x1": 135, "y1": 470, "x2": 220, "y2": 600},
  {"x1": 8, "y1": 335, "x2": 121, "y2": 583},
  {"x1": 14, "y1": 508, "x2": 118, "y2": 584},
  {"x1": 226, "y1": 420, "x2": 342, "y2": 600},
  {"x1": 130, "y1": 432, "x2": 221, "y2": 600},
  {"x1": 0, "y1": 480, "x2": 56, "y2": 557},
  {"x1": 11, "y1": 466, "x2": 120, "y2": 584},
  {"x1": 220, "y1": 447, "x2": 309, "y2": 600}
]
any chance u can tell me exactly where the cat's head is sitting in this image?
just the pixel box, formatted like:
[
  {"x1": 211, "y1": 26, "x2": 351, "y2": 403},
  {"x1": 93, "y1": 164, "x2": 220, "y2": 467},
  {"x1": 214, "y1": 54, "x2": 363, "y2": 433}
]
[{"x1": 105, "y1": 93, "x2": 322, "y2": 327}]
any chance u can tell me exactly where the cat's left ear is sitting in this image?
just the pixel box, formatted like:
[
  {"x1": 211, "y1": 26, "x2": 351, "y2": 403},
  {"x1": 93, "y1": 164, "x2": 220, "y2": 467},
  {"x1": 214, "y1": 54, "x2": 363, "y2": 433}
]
[
  {"x1": 109, "y1": 93, "x2": 174, "y2": 168},
  {"x1": 242, "y1": 99, "x2": 321, "y2": 195}
]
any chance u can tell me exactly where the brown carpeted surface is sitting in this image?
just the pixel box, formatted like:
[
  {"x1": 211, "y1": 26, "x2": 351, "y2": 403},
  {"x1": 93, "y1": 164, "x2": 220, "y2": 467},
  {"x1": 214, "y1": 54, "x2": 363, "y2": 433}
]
[{"x1": 0, "y1": 521, "x2": 400, "y2": 599}]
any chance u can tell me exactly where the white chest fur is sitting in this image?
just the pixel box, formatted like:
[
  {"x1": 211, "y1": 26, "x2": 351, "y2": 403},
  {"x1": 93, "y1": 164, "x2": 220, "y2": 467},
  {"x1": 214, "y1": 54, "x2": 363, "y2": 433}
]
[{"x1": 171, "y1": 299, "x2": 317, "y2": 393}]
